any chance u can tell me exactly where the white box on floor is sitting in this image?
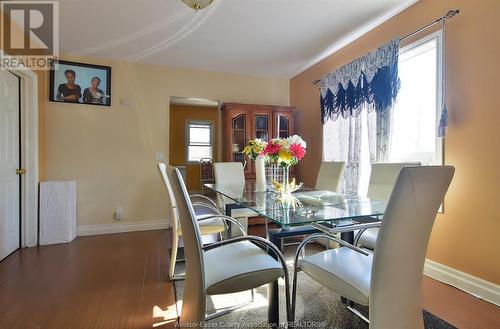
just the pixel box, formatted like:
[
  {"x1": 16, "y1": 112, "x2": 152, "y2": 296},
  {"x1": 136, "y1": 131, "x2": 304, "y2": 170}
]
[{"x1": 39, "y1": 181, "x2": 77, "y2": 245}]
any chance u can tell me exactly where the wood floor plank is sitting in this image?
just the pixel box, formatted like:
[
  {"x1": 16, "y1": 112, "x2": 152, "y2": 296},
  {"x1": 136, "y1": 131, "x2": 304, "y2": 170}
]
[
  {"x1": 422, "y1": 276, "x2": 500, "y2": 329},
  {"x1": 0, "y1": 229, "x2": 498, "y2": 329},
  {"x1": 0, "y1": 230, "x2": 177, "y2": 329}
]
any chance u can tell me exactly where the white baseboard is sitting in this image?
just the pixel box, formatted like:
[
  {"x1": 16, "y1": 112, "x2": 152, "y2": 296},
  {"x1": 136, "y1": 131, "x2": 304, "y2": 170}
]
[
  {"x1": 77, "y1": 219, "x2": 169, "y2": 237},
  {"x1": 424, "y1": 259, "x2": 500, "y2": 306}
]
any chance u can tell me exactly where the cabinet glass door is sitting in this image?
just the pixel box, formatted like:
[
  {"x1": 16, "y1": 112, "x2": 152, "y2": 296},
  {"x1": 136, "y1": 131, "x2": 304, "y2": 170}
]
[
  {"x1": 278, "y1": 115, "x2": 290, "y2": 138},
  {"x1": 232, "y1": 114, "x2": 246, "y2": 164},
  {"x1": 254, "y1": 115, "x2": 270, "y2": 141}
]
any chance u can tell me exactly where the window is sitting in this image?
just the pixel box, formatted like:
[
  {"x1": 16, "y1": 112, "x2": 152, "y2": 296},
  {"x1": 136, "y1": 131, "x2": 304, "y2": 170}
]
[
  {"x1": 186, "y1": 121, "x2": 213, "y2": 163},
  {"x1": 389, "y1": 32, "x2": 443, "y2": 165},
  {"x1": 322, "y1": 32, "x2": 443, "y2": 196}
]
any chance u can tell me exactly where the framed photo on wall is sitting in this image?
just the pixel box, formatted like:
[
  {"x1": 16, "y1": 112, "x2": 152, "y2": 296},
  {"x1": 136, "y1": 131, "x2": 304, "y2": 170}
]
[{"x1": 49, "y1": 60, "x2": 111, "y2": 106}]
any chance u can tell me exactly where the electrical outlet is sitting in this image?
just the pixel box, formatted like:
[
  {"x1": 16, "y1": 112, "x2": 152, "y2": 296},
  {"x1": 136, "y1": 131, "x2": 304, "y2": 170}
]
[{"x1": 114, "y1": 207, "x2": 123, "y2": 220}]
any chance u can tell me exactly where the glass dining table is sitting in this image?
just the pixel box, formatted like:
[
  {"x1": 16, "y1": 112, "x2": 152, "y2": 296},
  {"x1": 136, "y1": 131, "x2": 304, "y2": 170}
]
[
  {"x1": 204, "y1": 181, "x2": 386, "y2": 326},
  {"x1": 205, "y1": 181, "x2": 386, "y2": 235}
]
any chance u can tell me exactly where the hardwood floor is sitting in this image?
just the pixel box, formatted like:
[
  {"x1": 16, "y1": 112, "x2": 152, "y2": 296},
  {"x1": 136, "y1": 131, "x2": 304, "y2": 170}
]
[
  {"x1": 0, "y1": 230, "x2": 177, "y2": 329},
  {"x1": 422, "y1": 276, "x2": 500, "y2": 329},
  {"x1": 0, "y1": 229, "x2": 498, "y2": 329}
]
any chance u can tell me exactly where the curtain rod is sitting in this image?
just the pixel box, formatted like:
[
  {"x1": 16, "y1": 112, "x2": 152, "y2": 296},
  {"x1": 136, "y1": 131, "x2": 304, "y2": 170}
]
[{"x1": 312, "y1": 9, "x2": 460, "y2": 85}]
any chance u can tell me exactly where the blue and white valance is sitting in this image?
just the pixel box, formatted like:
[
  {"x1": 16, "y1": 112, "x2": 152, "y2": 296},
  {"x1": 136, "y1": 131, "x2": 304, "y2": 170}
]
[{"x1": 320, "y1": 39, "x2": 401, "y2": 123}]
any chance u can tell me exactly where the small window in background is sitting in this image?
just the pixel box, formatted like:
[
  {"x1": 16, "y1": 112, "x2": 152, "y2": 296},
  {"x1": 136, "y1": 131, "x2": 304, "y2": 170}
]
[
  {"x1": 186, "y1": 121, "x2": 213, "y2": 163},
  {"x1": 389, "y1": 33, "x2": 443, "y2": 165}
]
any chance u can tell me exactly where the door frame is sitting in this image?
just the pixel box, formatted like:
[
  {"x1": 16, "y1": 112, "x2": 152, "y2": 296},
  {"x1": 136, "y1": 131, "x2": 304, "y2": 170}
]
[{"x1": 1, "y1": 51, "x2": 39, "y2": 248}]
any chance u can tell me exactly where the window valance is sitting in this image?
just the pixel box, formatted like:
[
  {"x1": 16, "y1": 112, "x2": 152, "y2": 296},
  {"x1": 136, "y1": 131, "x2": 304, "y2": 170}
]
[{"x1": 320, "y1": 39, "x2": 401, "y2": 123}]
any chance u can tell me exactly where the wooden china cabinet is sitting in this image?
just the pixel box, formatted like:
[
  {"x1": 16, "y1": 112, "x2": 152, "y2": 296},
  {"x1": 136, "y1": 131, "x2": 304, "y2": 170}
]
[{"x1": 220, "y1": 103, "x2": 295, "y2": 179}]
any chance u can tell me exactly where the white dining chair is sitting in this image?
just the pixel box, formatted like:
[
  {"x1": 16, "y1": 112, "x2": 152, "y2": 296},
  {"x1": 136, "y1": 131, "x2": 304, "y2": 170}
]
[
  {"x1": 158, "y1": 162, "x2": 230, "y2": 281},
  {"x1": 168, "y1": 166, "x2": 291, "y2": 327},
  {"x1": 356, "y1": 162, "x2": 420, "y2": 249},
  {"x1": 291, "y1": 166, "x2": 454, "y2": 328},
  {"x1": 315, "y1": 161, "x2": 346, "y2": 192},
  {"x1": 313, "y1": 161, "x2": 346, "y2": 249},
  {"x1": 213, "y1": 162, "x2": 257, "y2": 236}
]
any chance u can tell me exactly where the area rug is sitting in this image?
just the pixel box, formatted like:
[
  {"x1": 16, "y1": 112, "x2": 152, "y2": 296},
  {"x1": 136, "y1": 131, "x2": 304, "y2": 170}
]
[{"x1": 173, "y1": 245, "x2": 456, "y2": 329}]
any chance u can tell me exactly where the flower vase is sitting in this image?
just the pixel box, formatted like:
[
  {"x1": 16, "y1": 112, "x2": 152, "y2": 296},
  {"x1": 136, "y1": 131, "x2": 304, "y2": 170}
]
[
  {"x1": 281, "y1": 166, "x2": 291, "y2": 197},
  {"x1": 255, "y1": 156, "x2": 266, "y2": 192}
]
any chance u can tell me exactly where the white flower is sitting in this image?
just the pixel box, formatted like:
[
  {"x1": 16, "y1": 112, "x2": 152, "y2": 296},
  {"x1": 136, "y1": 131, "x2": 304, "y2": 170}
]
[{"x1": 286, "y1": 135, "x2": 307, "y2": 149}]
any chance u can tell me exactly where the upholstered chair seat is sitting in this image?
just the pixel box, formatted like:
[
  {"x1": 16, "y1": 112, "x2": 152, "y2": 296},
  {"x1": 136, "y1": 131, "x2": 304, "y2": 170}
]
[
  {"x1": 204, "y1": 240, "x2": 284, "y2": 295},
  {"x1": 299, "y1": 247, "x2": 372, "y2": 306},
  {"x1": 178, "y1": 217, "x2": 226, "y2": 236},
  {"x1": 190, "y1": 204, "x2": 226, "y2": 234}
]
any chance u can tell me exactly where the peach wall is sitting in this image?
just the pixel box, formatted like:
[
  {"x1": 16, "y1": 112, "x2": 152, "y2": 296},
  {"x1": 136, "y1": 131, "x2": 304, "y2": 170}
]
[{"x1": 290, "y1": 0, "x2": 500, "y2": 283}]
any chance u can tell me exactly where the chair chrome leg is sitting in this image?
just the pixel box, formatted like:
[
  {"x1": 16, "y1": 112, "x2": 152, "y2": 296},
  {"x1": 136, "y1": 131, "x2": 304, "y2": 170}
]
[
  {"x1": 284, "y1": 270, "x2": 292, "y2": 326},
  {"x1": 346, "y1": 300, "x2": 369, "y2": 323},
  {"x1": 169, "y1": 232, "x2": 180, "y2": 281},
  {"x1": 291, "y1": 264, "x2": 300, "y2": 321},
  {"x1": 205, "y1": 289, "x2": 255, "y2": 321},
  {"x1": 170, "y1": 274, "x2": 186, "y2": 281},
  {"x1": 205, "y1": 300, "x2": 253, "y2": 321}
]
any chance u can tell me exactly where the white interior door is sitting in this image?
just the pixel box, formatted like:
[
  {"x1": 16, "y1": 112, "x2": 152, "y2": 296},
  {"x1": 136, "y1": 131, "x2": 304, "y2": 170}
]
[{"x1": 0, "y1": 70, "x2": 21, "y2": 261}]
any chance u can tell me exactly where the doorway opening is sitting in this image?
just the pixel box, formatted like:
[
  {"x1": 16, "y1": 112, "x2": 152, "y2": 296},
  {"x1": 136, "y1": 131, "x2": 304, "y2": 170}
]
[{"x1": 168, "y1": 97, "x2": 220, "y2": 193}]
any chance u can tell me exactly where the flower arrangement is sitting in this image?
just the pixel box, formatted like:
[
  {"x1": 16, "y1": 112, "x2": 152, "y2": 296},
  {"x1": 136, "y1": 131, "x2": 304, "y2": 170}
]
[
  {"x1": 262, "y1": 135, "x2": 307, "y2": 167},
  {"x1": 242, "y1": 135, "x2": 307, "y2": 196},
  {"x1": 243, "y1": 135, "x2": 307, "y2": 166},
  {"x1": 242, "y1": 138, "x2": 267, "y2": 160}
]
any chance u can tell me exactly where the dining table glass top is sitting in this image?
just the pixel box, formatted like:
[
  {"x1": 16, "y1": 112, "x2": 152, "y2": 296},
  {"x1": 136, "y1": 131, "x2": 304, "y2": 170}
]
[{"x1": 204, "y1": 182, "x2": 386, "y2": 227}]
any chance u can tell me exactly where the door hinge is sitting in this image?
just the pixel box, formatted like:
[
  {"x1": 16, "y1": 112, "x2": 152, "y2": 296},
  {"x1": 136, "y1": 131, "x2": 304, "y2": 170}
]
[{"x1": 16, "y1": 168, "x2": 25, "y2": 175}]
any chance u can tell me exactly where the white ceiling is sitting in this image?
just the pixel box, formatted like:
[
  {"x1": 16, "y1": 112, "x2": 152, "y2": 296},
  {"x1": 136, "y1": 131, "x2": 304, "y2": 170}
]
[{"x1": 59, "y1": 0, "x2": 417, "y2": 78}]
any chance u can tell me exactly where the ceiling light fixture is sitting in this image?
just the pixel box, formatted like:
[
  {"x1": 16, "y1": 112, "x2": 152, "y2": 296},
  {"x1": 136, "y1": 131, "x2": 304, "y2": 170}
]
[{"x1": 182, "y1": 0, "x2": 214, "y2": 12}]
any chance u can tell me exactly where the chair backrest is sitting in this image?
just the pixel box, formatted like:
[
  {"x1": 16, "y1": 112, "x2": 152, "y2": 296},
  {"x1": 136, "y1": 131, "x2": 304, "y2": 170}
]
[
  {"x1": 213, "y1": 162, "x2": 245, "y2": 207},
  {"x1": 157, "y1": 162, "x2": 179, "y2": 231},
  {"x1": 315, "y1": 161, "x2": 346, "y2": 192},
  {"x1": 169, "y1": 165, "x2": 206, "y2": 326},
  {"x1": 367, "y1": 162, "x2": 420, "y2": 200},
  {"x1": 370, "y1": 166, "x2": 454, "y2": 329},
  {"x1": 213, "y1": 162, "x2": 245, "y2": 184}
]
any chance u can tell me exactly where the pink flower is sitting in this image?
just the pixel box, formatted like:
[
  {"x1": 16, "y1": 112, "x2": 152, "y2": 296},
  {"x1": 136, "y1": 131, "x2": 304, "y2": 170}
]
[
  {"x1": 263, "y1": 142, "x2": 281, "y2": 155},
  {"x1": 289, "y1": 143, "x2": 306, "y2": 160}
]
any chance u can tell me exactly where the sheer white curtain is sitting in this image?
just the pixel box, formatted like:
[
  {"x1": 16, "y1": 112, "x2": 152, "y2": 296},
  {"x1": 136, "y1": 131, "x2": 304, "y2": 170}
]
[{"x1": 323, "y1": 109, "x2": 376, "y2": 196}]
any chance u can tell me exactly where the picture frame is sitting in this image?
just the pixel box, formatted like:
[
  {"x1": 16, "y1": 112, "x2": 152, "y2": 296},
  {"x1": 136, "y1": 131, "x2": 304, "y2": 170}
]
[{"x1": 49, "y1": 60, "x2": 111, "y2": 107}]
